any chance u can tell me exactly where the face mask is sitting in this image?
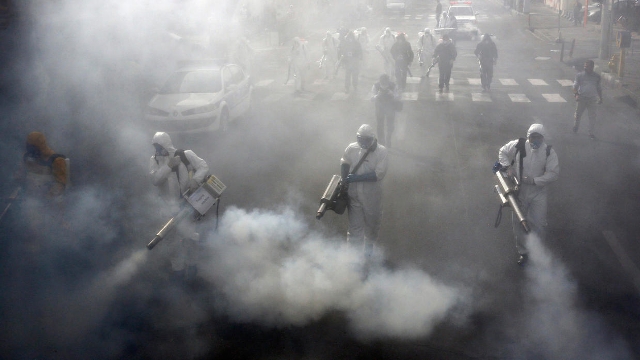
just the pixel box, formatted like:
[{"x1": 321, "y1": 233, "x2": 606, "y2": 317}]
[
  {"x1": 153, "y1": 143, "x2": 169, "y2": 157},
  {"x1": 357, "y1": 136, "x2": 374, "y2": 149},
  {"x1": 530, "y1": 139, "x2": 543, "y2": 149},
  {"x1": 26, "y1": 144, "x2": 41, "y2": 157}
]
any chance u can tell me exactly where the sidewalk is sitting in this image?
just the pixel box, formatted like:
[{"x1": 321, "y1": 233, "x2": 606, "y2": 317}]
[{"x1": 511, "y1": 1, "x2": 640, "y2": 109}]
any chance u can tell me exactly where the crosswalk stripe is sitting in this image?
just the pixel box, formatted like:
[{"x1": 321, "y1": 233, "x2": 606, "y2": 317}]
[
  {"x1": 499, "y1": 79, "x2": 518, "y2": 85},
  {"x1": 468, "y1": 78, "x2": 482, "y2": 85},
  {"x1": 509, "y1": 94, "x2": 530, "y2": 102},
  {"x1": 471, "y1": 92, "x2": 492, "y2": 102},
  {"x1": 542, "y1": 94, "x2": 566, "y2": 102},
  {"x1": 401, "y1": 92, "x2": 419, "y2": 100},
  {"x1": 436, "y1": 92, "x2": 454, "y2": 101},
  {"x1": 406, "y1": 77, "x2": 422, "y2": 84},
  {"x1": 557, "y1": 79, "x2": 574, "y2": 86},
  {"x1": 528, "y1": 79, "x2": 548, "y2": 86}
]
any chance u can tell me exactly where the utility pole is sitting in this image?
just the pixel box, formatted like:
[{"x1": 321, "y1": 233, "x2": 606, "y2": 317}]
[{"x1": 599, "y1": 0, "x2": 611, "y2": 59}]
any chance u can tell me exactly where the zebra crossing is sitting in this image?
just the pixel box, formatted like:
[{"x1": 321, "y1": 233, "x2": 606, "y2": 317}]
[{"x1": 254, "y1": 75, "x2": 576, "y2": 104}]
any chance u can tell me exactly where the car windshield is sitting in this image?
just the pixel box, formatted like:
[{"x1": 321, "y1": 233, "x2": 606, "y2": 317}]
[
  {"x1": 449, "y1": 6, "x2": 474, "y2": 16},
  {"x1": 160, "y1": 70, "x2": 221, "y2": 94}
]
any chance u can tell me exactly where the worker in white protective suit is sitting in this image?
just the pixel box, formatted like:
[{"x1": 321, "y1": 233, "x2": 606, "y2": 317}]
[
  {"x1": 321, "y1": 31, "x2": 339, "y2": 79},
  {"x1": 341, "y1": 124, "x2": 388, "y2": 259},
  {"x1": 149, "y1": 132, "x2": 209, "y2": 281},
  {"x1": 497, "y1": 124, "x2": 559, "y2": 265},
  {"x1": 289, "y1": 37, "x2": 309, "y2": 94},
  {"x1": 378, "y1": 28, "x2": 396, "y2": 81}
]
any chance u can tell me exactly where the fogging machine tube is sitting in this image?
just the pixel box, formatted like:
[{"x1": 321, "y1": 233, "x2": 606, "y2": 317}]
[
  {"x1": 494, "y1": 170, "x2": 530, "y2": 234},
  {"x1": 147, "y1": 206, "x2": 192, "y2": 250},
  {"x1": 147, "y1": 174, "x2": 226, "y2": 250},
  {"x1": 316, "y1": 175, "x2": 347, "y2": 219}
]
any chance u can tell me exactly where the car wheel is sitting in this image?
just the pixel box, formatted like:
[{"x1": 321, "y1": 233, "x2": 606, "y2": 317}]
[{"x1": 220, "y1": 108, "x2": 229, "y2": 132}]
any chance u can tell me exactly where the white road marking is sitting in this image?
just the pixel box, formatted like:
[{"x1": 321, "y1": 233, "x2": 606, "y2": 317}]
[
  {"x1": 401, "y1": 92, "x2": 419, "y2": 100},
  {"x1": 508, "y1": 94, "x2": 530, "y2": 102},
  {"x1": 436, "y1": 92, "x2": 454, "y2": 101},
  {"x1": 499, "y1": 78, "x2": 518, "y2": 85},
  {"x1": 557, "y1": 79, "x2": 574, "y2": 86},
  {"x1": 602, "y1": 230, "x2": 640, "y2": 294},
  {"x1": 471, "y1": 92, "x2": 492, "y2": 102},
  {"x1": 468, "y1": 78, "x2": 482, "y2": 85},
  {"x1": 528, "y1": 79, "x2": 548, "y2": 86},
  {"x1": 535, "y1": 56, "x2": 551, "y2": 60},
  {"x1": 406, "y1": 77, "x2": 422, "y2": 84},
  {"x1": 254, "y1": 79, "x2": 274, "y2": 87},
  {"x1": 542, "y1": 93, "x2": 566, "y2": 102}
]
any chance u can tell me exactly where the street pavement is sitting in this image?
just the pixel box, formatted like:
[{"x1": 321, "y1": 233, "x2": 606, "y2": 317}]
[{"x1": 2, "y1": 1, "x2": 640, "y2": 359}]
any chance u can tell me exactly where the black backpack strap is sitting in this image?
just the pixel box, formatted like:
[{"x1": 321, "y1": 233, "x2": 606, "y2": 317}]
[
  {"x1": 174, "y1": 149, "x2": 191, "y2": 167},
  {"x1": 512, "y1": 138, "x2": 526, "y2": 182},
  {"x1": 546, "y1": 144, "x2": 552, "y2": 157}
]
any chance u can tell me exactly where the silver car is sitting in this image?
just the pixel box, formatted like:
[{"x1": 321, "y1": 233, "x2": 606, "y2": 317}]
[{"x1": 145, "y1": 62, "x2": 253, "y2": 133}]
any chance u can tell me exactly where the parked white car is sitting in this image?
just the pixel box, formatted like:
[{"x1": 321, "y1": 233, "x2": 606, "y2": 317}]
[{"x1": 145, "y1": 61, "x2": 253, "y2": 134}]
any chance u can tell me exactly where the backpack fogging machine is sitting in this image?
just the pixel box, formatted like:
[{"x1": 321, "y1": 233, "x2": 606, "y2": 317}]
[
  {"x1": 316, "y1": 174, "x2": 349, "y2": 219},
  {"x1": 147, "y1": 174, "x2": 226, "y2": 250},
  {"x1": 494, "y1": 169, "x2": 530, "y2": 234}
]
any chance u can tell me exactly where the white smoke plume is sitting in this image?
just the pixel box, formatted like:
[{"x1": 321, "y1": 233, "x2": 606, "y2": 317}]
[
  {"x1": 199, "y1": 206, "x2": 463, "y2": 339},
  {"x1": 521, "y1": 234, "x2": 633, "y2": 359}
]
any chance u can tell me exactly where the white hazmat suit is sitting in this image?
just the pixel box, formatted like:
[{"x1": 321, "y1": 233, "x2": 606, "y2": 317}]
[
  {"x1": 341, "y1": 124, "x2": 388, "y2": 257},
  {"x1": 379, "y1": 28, "x2": 396, "y2": 80},
  {"x1": 149, "y1": 132, "x2": 209, "y2": 273},
  {"x1": 289, "y1": 37, "x2": 309, "y2": 93},
  {"x1": 498, "y1": 124, "x2": 560, "y2": 257}
]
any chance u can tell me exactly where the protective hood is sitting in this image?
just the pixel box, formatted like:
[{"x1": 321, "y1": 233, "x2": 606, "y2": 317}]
[
  {"x1": 152, "y1": 132, "x2": 176, "y2": 155},
  {"x1": 357, "y1": 124, "x2": 376, "y2": 139},
  {"x1": 26, "y1": 131, "x2": 54, "y2": 159},
  {"x1": 527, "y1": 124, "x2": 547, "y2": 138}
]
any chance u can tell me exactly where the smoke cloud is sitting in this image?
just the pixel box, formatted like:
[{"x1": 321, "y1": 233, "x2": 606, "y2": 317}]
[
  {"x1": 200, "y1": 206, "x2": 463, "y2": 339},
  {"x1": 518, "y1": 234, "x2": 633, "y2": 359}
]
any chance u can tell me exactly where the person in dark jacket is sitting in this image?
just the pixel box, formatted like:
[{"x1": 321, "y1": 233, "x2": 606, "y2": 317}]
[
  {"x1": 389, "y1": 33, "x2": 414, "y2": 91},
  {"x1": 432, "y1": 34, "x2": 457, "y2": 93},
  {"x1": 338, "y1": 30, "x2": 363, "y2": 94},
  {"x1": 371, "y1": 74, "x2": 400, "y2": 147},
  {"x1": 474, "y1": 33, "x2": 498, "y2": 91}
]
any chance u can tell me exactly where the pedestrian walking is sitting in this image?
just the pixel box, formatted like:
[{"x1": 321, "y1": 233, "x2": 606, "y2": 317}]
[
  {"x1": 573, "y1": 1, "x2": 583, "y2": 26},
  {"x1": 435, "y1": 0, "x2": 443, "y2": 27},
  {"x1": 378, "y1": 27, "x2": 396, "y2": 81},
  {"x1": 150, "y1": 132, "x2": 209, "y2": 282},
  {"x1": 340, "y1": 124, "x2": 388, "y2": 260},
  {"x1": 390, "y1": 33, "x2": 414, "y2": 91},
  {"x1": 432, "y1": 34, "x2": 457, "y2": 93},
  {"x1": 573, "y1": 60, "x2": 602, "y2": 140},
  {"x1": 338, "y1": 30, "x2": 363, "y2": 94},
  {"x1": 474, "y1": 33, "x2": 498, "y2": 91},
  {"x1": 371, "y1": 74, "x2": 400, "y2": 147},
  {"x1": 288, "y1": 37, "x2": 309, "y2": 94},
  {"x1": 495, "y1": 124, "x2": 560, "y2": 265}
]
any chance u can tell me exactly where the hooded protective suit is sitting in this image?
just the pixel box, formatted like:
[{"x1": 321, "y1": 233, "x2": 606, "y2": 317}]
[
  {"x1": 149, "y1": 132, "x2": 209, "y2": 272},
  {"x1": 379, "y1": 28, "x2": 396, "y2": 79},
  {"x1": 149, "y1": 132, "x2": 209, "y2": 202},
  {"x1": 23, "y1": 131, "x2": 67, "y2": 198},
  {"x1": 498, "y1": 124, "x2": 560, "y2": 255},
  {"x1": 341, "y1": 124, "x2": 388, "y2": 255},
  {"x1": 289, "y1": 37, "x2": 309, "y2": 92}
]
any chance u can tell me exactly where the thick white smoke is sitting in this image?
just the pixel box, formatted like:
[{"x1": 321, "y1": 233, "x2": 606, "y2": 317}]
[
  {"x1": 521, "y1": 234, "x2": 633, "y2": 359},
  {"x1": 199, "y1": 206, "x2": 462, "y2": 339}
]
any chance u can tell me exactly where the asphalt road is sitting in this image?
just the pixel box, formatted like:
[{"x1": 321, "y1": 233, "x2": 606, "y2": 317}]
[{"x1": 2, "y1": 0, "x2": 640, "y2": 359}]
